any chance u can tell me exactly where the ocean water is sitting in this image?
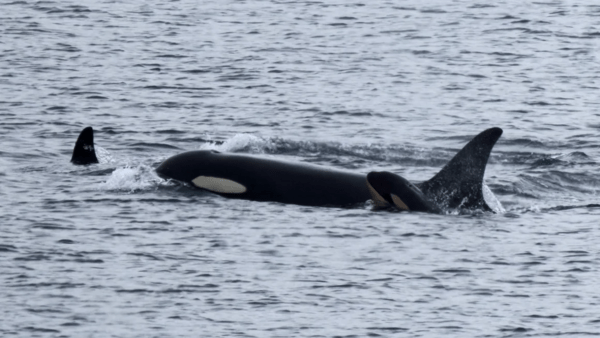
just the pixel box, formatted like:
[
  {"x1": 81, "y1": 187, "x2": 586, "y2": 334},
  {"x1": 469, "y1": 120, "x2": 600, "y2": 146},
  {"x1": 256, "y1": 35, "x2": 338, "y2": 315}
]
[{"x1": 2, "y1": 0, "x2": 600, "y2": 337}]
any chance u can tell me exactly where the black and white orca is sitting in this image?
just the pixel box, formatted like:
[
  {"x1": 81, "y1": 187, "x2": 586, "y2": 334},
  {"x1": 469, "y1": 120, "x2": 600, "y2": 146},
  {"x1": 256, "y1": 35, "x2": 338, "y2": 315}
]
[{"x1": 71, "y1": 126, "x2": 503, "y2": 213}]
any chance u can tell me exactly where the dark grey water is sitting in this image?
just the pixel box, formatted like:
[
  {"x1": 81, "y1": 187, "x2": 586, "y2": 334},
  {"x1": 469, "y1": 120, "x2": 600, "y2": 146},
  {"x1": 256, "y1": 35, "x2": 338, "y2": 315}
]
[{"x1": 2, "y1": 0, "x2": 600, "y2": 337}]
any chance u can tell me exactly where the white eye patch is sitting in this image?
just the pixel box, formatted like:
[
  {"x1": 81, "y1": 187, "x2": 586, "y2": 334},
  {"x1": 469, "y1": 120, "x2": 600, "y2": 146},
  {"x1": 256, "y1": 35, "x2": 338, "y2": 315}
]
[
  {"x1": 366, "y1": 180, "x2": 390, "y2": 208},
  {"x1": 192, "y1": 176, "x2": 247, "y2": 194},
  {"x1": 391, "y1": 194, "x2": 409, "y2": 211}
]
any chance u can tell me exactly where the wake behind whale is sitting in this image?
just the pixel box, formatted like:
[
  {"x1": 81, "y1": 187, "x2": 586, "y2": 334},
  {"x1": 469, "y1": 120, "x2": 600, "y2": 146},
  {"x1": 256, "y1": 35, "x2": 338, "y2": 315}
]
[{"x1": 71, "y1": 126, "x2": 503, "y2": 213}]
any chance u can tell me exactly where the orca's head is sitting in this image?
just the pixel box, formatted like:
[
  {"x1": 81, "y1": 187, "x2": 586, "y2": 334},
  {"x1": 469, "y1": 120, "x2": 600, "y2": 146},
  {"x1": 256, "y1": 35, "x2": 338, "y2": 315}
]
[
  {"x1": 156, "y1": 150, "x2": 247, "y2": 194},
  {"x1": 366, "y1": 171, "x2": 441, "y2": 213},
  {"x1": 156, "y1": 150, "x2": 217, "y2": 182}
]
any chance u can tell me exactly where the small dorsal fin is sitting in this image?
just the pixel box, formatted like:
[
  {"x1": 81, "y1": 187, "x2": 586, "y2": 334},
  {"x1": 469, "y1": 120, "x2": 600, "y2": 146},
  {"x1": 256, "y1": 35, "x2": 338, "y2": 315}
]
[
  {"x1": 418, "y1": 127, "x2": 502, "y2": 211},
  {"x1": 71, "y1": 126, "x2": 99, "y2": 165}
]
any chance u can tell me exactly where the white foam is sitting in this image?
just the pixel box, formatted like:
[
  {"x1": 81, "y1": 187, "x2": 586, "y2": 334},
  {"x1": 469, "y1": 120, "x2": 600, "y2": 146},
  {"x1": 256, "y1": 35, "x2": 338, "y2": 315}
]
[
  {"x1": 99, "y1": 165, "x2": 157, "y2": 192},
  {"x1": 200, "y1": 134, "x2": 275, "y2": 153}
]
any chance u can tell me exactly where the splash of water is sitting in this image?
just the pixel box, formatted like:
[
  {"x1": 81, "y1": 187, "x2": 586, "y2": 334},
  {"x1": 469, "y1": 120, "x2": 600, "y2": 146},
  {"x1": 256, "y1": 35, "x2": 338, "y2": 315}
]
[
  {"x1": 99, "y1": 165, "x2": 157, "y2": 192},
  {"x1": 200, "y1": 134, "x2": 275, "y2": 153}
]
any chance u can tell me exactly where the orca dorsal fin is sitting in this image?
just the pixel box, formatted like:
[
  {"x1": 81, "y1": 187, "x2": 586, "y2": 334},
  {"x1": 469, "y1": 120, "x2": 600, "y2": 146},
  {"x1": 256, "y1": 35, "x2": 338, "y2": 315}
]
[
  {"x1": 71, "y1": 126, "x2": 99, "y2": 165},
  {"x1": 418, "y1": 127, "x2": 502, "y2": 211}
]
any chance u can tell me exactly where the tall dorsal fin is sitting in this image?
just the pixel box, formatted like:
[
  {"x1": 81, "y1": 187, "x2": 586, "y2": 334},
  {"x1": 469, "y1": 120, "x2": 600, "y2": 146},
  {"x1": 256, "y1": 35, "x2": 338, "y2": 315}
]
[
  {"x1": 418, "y1": 127, "x2": 502, "y2": 211},
  {"x1": 71, "y1": 126, "x2": 99, "y2": 165}
]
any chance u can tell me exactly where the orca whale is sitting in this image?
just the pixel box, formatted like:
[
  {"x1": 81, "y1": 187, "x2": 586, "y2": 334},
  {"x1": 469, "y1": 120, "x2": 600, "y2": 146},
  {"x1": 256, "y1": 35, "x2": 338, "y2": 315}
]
[
  {"x1": 71, "y1": 126, "x2": 503, "y2": 213},
  {"x1": 366, "y1": 171, "x2": 443, "y2": 213}
]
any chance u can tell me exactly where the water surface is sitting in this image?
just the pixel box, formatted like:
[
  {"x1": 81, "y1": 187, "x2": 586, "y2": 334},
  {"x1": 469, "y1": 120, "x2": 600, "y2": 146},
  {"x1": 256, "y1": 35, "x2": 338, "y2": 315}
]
[{"x1": 2, "y1": 1, "x2": 600, "y2": 337}]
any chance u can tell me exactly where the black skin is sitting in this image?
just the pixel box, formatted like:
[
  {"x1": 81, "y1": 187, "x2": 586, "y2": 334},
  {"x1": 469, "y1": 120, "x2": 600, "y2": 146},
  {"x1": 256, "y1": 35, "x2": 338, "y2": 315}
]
[{"x1": 156, "y1": 150, "x2": 372, "y2": 207}]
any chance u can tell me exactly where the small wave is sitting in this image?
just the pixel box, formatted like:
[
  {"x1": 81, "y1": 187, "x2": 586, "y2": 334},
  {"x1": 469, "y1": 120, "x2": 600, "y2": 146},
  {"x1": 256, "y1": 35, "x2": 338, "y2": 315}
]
[
  {"x1": 200, "y1": 134, "x2": 275, "y2": 153},
  {"x1": 98, "y1": 165, "x2": 158, "y2": 192},
  {"x1": 131, "y1": 142, "x2": 180, "y2": 150},
  {"x1": 496, "y1": 148, "x2": 596, "y2": 168},
  {"x1": 529, "y1": 151, "x2": 593, "y2": 168},
  {"x1": 547, "y1": 204, "x2": 600, "y2": 212},
  {"x1": 252, "y1": 137, "x2": 429, "y2": 166}
]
